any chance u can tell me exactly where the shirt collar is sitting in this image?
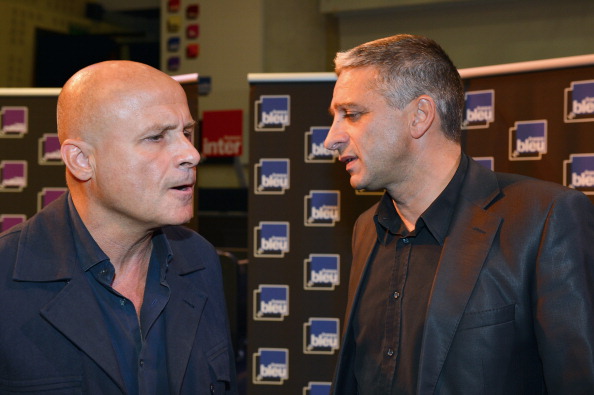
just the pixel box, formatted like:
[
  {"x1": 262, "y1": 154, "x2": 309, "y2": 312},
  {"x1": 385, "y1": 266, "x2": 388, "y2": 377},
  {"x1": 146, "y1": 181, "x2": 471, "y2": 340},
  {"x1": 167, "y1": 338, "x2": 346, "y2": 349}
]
[
  {"x1": 67, "y1": 195, "x2": 173, "y2": 273},
  {"x1": 151, "y1": 228, "x2": 173, "y2": 280},
  {"x1": 374, "y1": 153, "x2": 469, "y2": 245},
  {"x1": 67, "y1": 195, "x2": 109, "y2": 271},
  {"x1": 421, "y1": 153, "x2": 468, "y2": 244}
]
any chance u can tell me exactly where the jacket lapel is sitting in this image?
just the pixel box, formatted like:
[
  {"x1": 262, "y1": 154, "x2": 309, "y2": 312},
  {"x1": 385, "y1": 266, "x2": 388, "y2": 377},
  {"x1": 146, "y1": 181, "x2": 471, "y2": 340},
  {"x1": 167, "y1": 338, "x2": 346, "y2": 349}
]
[
  {"x1": 40, "y1": 277, "x2": 126, "y2": 391},
  {"x1": 14, "y1": 193, "x2": 126, "y2": 391},
  {"x1": 417, "y1": 158, "x2": 503, "y2": 394},
  {"x1": 165, "y1": 266, "x2": 208, "y2": 394},
  {"x1": 344, "y1": 208, "x2": 379, "y2": 329},
  {"x1": 332, "y1": 208, "x2": 379, "y2": 394}
]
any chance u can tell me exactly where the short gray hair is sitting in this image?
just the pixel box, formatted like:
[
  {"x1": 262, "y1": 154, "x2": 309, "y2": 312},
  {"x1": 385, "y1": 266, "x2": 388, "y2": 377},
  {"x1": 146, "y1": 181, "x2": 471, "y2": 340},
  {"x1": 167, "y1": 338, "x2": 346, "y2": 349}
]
[{"x1": 335, "y1": 34, "x2": 464, "y2": 142}]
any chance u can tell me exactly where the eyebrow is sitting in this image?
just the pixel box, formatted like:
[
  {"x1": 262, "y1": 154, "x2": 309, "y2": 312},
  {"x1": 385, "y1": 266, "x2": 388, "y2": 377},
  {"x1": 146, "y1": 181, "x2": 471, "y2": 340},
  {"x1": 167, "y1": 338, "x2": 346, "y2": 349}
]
[
  {"x1": 328, "y1": 102, "x2": 358, "y2": 116},
  {"x1": 184, "y1": 120, "x2": 197, "y2": 130},
  {"x1": 146, "y1": 120, "x2": 196, "y2": 133}
]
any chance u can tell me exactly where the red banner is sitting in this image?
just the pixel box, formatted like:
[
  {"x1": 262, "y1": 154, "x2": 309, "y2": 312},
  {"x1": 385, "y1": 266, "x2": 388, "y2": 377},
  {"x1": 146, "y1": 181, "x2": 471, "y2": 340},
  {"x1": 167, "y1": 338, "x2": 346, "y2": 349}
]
[{"x1": 201, "y1": 109, "x2": 243, "y2": 157}]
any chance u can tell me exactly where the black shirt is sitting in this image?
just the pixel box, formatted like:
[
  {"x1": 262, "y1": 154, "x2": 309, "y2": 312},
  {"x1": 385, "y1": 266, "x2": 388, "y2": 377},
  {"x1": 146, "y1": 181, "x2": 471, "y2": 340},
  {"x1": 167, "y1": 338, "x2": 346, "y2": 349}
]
[
  {"x1": 352, "y1": 155, "x2": 468, "y2": 394},
  {"x1": 68, "y1": 196, "x2": 171, "y2": 395}
]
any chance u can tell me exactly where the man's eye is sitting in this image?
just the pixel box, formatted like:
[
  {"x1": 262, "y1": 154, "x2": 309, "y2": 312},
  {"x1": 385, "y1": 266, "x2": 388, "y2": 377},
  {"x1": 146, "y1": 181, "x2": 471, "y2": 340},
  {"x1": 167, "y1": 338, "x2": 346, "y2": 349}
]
[
  {"x1": 147, "y1": 134, "x2": 164, "y2": 141},
  {"x1": 183, "y1": 129, "x2": 193, "y2": 139},
  {"x1": 344, "y1": 112, "x2": 361, "y2": 120}
]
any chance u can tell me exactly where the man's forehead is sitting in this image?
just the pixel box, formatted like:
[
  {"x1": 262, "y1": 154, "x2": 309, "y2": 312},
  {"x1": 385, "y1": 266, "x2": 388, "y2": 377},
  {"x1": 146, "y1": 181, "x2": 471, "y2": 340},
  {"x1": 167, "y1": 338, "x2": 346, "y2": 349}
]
[
  {"x1": 108, "y1": 80, "x2": 187, "y2": 113},
  {"x1": 331, "y1": 71, "x2": 377, "y2": 108}
]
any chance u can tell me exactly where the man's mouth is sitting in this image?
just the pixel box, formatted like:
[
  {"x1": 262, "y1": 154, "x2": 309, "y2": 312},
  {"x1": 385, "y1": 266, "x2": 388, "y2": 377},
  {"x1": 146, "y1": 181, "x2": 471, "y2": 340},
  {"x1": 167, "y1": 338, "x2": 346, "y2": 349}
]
[
  {"x1": 340, "y1": 155, "x2": 357, "y2": 165},
  {"x1": 171, "y1": 184, "x2": 194, "y2": 191}
]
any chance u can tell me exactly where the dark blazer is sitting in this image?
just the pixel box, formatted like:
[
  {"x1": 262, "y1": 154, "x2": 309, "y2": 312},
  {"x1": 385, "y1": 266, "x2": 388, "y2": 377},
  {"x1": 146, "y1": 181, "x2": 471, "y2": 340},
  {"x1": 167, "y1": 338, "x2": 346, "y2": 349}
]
[
  {"x1": 333, "y1": 157, "x2": 594, "y2": 395},
  {"x1": 0, "y1": 194, "x2": 237, "y2": 394}
]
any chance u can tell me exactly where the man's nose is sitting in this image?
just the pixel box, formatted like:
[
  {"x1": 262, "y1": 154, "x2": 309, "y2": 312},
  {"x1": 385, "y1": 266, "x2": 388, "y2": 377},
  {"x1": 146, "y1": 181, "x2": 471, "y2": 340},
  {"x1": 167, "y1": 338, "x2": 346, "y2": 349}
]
[
  {"x1": 324, "y1": 118, "x2": 346, "y2": 151},
  {"x1": 178, "y1": 135, "x2": 201, "y2": 168}
]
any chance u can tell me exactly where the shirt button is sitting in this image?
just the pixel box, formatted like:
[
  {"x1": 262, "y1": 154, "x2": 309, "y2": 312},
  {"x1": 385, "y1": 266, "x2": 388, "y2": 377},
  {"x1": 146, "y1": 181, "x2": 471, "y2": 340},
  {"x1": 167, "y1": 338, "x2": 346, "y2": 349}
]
[
  {"x1": 210, "y1": 383, "x2": 215, "y2": 393},
  {"x1": 402, "y1": 237, "x2": 409, "y2": 244},
  {"x1": 387, "y1": 348, "x2": 394, "y2": 357},
  {"x1": 120, "y1": 299, "x2": 126, "y2": 306},
  {"x1": 139, "y1": 359, "x2": 144, "y2": 367},
  {"x1": 393, "y1": 291, "x2": 400, "y2": 300}
]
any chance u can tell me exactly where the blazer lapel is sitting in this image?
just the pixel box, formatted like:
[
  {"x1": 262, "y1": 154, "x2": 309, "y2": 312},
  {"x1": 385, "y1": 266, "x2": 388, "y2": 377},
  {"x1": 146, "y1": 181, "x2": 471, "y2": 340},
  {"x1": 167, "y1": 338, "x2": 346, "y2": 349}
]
[
  {"x1": 14, "y1": 194, "x2": 126, "y2": 391},
  {"x1": 345, "y1": 209, "x2": 379, "y2": 327},
  {"x1": 417, "y1": 159, "x2": 503, "y2": 394},
  {"x1": 40, "y1": 276, "x2": 126, "y2": 391},
  {"x1": 333, "y1": 204, "x2": 379, "y2": 395},
  {"x1": 165, "y1": 270, "x2": 208, "y2": 394}
]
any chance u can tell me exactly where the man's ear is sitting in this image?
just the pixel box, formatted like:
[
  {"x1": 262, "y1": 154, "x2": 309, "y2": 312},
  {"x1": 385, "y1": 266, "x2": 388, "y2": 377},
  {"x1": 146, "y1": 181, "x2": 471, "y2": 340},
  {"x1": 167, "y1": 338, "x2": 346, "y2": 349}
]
[
  {"x1": 410, "y1": 95, "x2": 436, "y2": 139},
  {"x1": 61, "y1": 139, "x2": 94, "y2": 181}
]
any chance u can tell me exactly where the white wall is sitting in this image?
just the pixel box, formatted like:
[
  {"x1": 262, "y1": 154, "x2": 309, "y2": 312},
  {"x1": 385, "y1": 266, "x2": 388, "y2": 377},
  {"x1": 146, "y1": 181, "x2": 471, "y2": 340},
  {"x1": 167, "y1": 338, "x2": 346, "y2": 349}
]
[{"x1": 335, "y1": 0, "x2": 594, "y2": 68}]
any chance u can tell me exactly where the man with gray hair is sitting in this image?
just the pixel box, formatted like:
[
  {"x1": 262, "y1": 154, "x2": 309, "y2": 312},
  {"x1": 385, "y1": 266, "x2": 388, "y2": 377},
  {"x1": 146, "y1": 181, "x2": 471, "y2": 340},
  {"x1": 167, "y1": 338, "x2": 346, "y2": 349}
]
[{"x1": 326, "y1": 34, "x2": 594, "y2": 394}]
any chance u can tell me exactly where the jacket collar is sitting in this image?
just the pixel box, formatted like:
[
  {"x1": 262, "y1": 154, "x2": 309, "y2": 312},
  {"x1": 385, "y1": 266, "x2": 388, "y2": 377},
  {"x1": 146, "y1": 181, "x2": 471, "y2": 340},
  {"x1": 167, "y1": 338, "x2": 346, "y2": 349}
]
[
  {"x1": 11, "y1": 193, "x2": 126, "y2": 390},
  {"x1": 13, "y1": 192, "x2": 79, "y2": 282},
  {"x1": 12, "y1": 193, "x2": 191, "y2": 282}
]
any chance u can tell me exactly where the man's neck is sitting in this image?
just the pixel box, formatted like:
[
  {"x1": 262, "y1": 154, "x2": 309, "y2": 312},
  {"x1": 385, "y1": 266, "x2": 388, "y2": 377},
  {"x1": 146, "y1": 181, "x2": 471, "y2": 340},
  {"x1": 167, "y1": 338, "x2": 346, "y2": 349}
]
[
  {"x1": 389, "y1": 145, "x2": 462, "y2": 231},
  {"x1": 70, "y1": 193, "x2": 155, "y2": 315},
  {"x1": 110, "y1": 242, "x2": 152, "y2": 317}
]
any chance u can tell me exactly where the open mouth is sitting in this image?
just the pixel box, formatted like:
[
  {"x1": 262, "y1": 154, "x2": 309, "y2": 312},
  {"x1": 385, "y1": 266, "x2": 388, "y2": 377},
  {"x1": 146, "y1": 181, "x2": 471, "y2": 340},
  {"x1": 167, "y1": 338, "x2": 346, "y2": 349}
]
[{"x1": 340, "y1": 155, "x2": 357, "y2": 165}]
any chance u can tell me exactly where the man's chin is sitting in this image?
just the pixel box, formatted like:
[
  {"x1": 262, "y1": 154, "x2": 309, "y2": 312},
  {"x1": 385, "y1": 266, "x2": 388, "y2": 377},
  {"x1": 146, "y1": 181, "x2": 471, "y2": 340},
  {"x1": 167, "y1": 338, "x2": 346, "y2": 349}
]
[
  {"x1": 165, "y1": 211, "x2": 194, "y2": 226},
  {"x1": 351, "y1": 179, "x2": 384, "y2": 193},
  {"x1": 350, "y1": 176, "x2": 365, "y2": 191}
]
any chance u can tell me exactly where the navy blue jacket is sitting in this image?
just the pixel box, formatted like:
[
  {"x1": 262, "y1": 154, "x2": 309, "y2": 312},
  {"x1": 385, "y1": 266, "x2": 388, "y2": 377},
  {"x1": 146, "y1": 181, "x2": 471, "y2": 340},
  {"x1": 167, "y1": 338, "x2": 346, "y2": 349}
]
[{"x1": 0, "y1": 193, "x2": 237, "y2": 394}]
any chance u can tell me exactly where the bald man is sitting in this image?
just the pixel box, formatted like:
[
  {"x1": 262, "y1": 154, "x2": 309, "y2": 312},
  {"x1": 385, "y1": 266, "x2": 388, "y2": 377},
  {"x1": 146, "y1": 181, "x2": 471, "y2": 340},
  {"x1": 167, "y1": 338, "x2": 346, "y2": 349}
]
[{"x1": 0, "y1": 61, "x2": 237, "y2": 394}]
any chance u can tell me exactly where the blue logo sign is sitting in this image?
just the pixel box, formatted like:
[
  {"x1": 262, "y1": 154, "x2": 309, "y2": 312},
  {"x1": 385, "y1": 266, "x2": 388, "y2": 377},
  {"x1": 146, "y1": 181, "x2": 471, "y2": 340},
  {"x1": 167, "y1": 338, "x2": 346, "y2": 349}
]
[
  {"x1": 0, "y1": 106, "x2": 28, "y2": 138},
  {"x1": 564, "y1": 153, "x2": 594, "y2": 195},
  {"x1": 509, "y1": 120, "x2": 547, "y2": 161},
  {"x1": 254, "y1": 95, "x2": 290, "y2": 131},
  {"x1": 473, "y1": 156, "x2": 494, "y2": 171},
  {"x1": 254, "y1": 221, "x2": 289, "y2": 258},
  {"x1": 565, "y1": 80, "x2": 594, "y2": 122},
  {"x1": 463, "y1": 90, "x2": 495, "y2": 129},
  {"x1": 303, "y1": 317, "x2": 340, "y2": 355},
  {"x1": 304, "y1": 254, "x2": 340, "y2": 290},
  {"x1": 167, "y1": 37, "x2": 180, "y2": 52},
  {"x1": 38, "y1": 133, "x2": 63, "y2": 165},
  {"x1": 253, "y1": 348, "x2": 289, "y2": 385},
  {"x1": 254, "y1": 159, "x2": 290, "y2": 194},
  {"x1": 304, "y1": 190, "x2": 340, "y2": 226},
  {"x1": 0, "y1": 214, "x2": 26, "y2": 233},
  {"x1": 0, "y1": 160, "x2": 27, "y2": 192},
  {"x1": 303, "y1": 382, "x2": 332, "y2": 395},
  {"x1": 305, "y1": 126, "x2": 337, "y2": 163},
  {"x1": 253, "y1": 284, "x2": 289, "y2": 321}
]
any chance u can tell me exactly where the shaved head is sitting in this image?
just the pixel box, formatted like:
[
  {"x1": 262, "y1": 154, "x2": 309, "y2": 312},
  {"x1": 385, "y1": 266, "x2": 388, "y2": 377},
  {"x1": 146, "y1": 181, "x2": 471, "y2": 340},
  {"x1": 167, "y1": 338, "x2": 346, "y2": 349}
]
[
  {"x1": 57, "y1": 61, "x2": 185, "y2": 144},
  {"x1": 57, "y1": 60, "x2": 197, "y2": 228}
]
